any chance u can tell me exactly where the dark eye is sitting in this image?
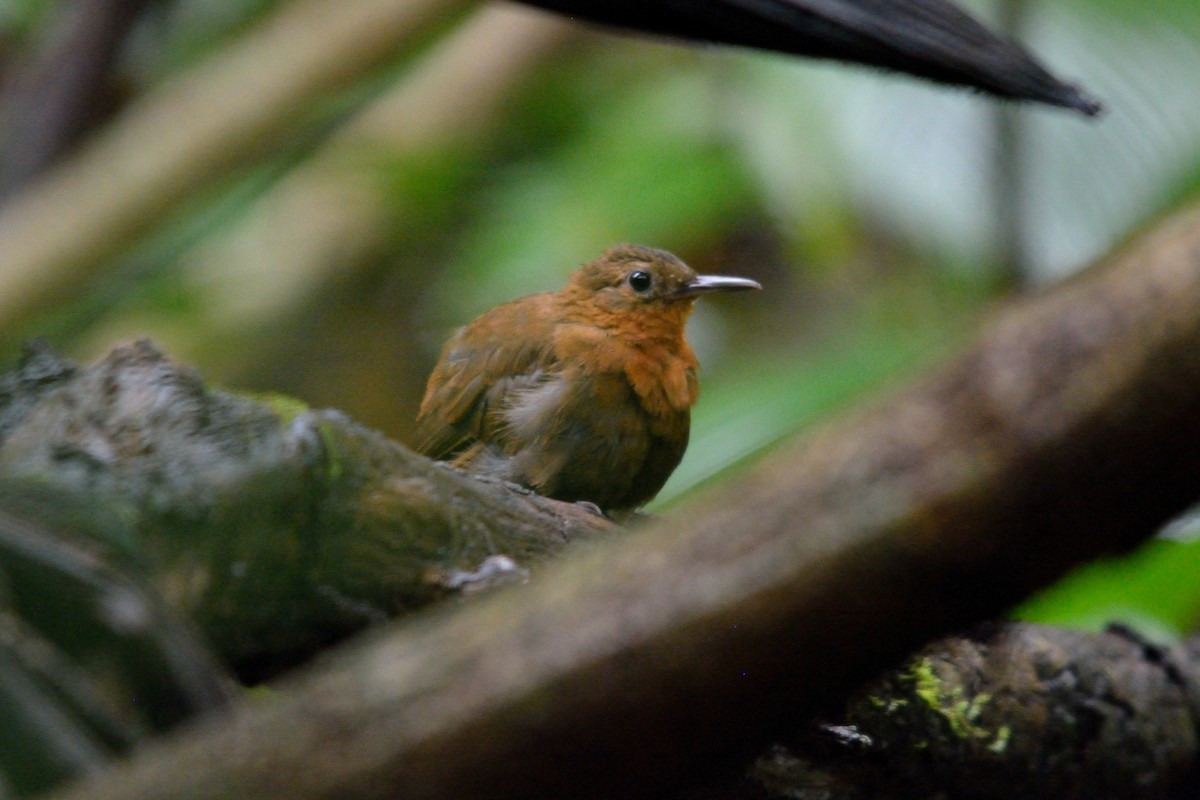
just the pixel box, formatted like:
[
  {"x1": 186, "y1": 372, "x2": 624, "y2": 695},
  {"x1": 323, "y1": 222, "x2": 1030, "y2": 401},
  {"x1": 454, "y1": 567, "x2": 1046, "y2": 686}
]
[{"x1": 628, "y1": 270, "x2": 652, "y2": 293}]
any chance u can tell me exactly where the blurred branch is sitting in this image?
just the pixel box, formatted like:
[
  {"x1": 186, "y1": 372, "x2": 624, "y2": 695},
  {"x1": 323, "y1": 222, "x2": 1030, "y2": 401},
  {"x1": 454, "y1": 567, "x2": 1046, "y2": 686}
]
[
  {"x1": 33, "y1": 198, "x2": 1200, "y2": 798},
  {"x1": 0, "y1": 0, "x2": 469, "y2": 340},
  {"x1": 0, "y1": 0, "x2": 154, "y2": 196},
  {"x1": 155, "y1": 4, "x2": 575, "y2": 372}
]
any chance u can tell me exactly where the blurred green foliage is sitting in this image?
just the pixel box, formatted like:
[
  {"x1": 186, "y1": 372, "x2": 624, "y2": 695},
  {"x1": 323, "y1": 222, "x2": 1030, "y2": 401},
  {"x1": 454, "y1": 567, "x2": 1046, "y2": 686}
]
[{"x1": 1018, "y1": 534, "x2": 1200, "y2": 641}]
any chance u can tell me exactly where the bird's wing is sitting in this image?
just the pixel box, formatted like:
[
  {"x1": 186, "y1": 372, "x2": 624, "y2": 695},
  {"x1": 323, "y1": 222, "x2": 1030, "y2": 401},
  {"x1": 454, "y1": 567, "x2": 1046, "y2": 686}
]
[{"x1": 412, "y1": 296, "x2": 558, "y2": 461}]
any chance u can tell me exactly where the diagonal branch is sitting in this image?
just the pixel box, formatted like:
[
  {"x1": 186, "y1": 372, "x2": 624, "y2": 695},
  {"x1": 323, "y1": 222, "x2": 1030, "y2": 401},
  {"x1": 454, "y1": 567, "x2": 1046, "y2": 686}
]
[
  {"x1": 0, "y1": 0, "x2": 468, "y2": 338},
  {"x1": 30, "y1": 201, "x2": 1200, "y2": 797}
]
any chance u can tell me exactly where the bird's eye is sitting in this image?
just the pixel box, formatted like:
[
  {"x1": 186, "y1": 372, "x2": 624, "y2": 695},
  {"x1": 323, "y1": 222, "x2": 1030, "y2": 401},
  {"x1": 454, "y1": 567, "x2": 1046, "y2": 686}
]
[{"x1": 628, "y1": 270, "x2": 653, "y2": 293}]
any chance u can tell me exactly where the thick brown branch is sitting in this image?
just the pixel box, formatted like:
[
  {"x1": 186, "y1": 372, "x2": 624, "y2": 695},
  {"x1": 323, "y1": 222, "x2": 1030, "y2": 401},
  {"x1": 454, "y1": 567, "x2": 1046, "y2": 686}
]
[{"x1": 33, "y1": 204, "x2": 1200, "y2": 798}]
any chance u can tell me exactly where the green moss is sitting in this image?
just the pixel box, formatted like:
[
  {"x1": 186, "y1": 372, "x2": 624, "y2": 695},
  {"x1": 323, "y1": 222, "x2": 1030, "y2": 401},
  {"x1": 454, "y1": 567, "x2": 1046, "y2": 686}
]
[
  {"x1": 235, "y1": 391, "x2": 310, "y2": 423},
  {"x1": 244, "y1": 685, "x2": 276, "y2": 702},
  {"x1": 988, "y1": 724, "x2": 1012, "y2": 754},
  {"x1": 314, "y1": 417, "x2": 344, "y2": 483},
  {"x1": 907, "y1": 658, "x2": 1008, "y2": 752},
  {"x1": 868, "y1": 694, "x2": 909, "y2": 713}
]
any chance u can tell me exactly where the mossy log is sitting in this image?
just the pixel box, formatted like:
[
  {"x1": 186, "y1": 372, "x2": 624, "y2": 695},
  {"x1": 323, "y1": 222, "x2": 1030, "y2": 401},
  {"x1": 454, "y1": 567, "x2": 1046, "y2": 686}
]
[
  {"x1": 744, "y1": 622, "x2": 1200, "y2": 800},
  {"x1": 0, "y1": 339, "x2": 612, "y2": 680}
]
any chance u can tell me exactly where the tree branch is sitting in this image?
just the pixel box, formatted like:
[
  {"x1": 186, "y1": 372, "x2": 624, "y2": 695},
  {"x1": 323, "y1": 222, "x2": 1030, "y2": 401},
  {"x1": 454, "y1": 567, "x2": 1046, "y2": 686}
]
[
  {"x1": 171, "y1": 5, "x2": 576, "y2": 382},
  {"x1": 732, "y1": 622, "x2": 1200, "y2": 800},
  {"x1": 0, "y1": 339, "x2": 612, "y2": 681},
  {"x1": 0, "y1": 0, "x2": 467, "y2": 338},
  {"x1": 18, "y1": 198, "x2": 1200, "y2": 798}
]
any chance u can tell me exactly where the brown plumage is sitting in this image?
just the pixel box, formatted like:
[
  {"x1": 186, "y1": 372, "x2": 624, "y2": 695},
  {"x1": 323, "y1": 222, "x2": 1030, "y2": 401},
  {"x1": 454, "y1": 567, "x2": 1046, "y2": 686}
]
[{"x1": 413, "y1": 244, "x2": 760, "y2": 512}]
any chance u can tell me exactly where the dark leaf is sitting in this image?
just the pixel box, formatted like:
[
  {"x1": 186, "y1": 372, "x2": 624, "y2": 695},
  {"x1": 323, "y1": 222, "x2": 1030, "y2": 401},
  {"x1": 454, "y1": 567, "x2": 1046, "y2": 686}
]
[{"x1": 518, "y1": 0, "x2": 1102, "y2": 114}]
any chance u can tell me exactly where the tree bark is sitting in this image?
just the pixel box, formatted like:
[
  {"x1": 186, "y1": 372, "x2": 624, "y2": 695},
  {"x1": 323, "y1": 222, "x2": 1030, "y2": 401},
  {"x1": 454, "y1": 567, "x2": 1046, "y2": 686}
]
[
  {"x1": 0, "y1": 339, "x2": 612, "y2": 681},
  {"x1": 737, "y1": 622, "x2": 1200, "y2": 800},
  {"x1": 15, "y1": 200, "x2": 1200, "y2": 798}
]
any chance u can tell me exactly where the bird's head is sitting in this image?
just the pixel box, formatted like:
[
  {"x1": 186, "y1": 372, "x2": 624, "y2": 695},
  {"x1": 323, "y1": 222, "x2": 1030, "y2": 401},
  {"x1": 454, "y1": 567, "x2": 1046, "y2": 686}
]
[{"x1": 567, "y1": 244, "x2": 760, "y2": 321}]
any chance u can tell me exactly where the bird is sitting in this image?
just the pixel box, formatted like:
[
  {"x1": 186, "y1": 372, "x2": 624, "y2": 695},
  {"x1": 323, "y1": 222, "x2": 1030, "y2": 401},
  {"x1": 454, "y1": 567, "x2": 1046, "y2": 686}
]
[{"x1": 413, "y1": 244, "x2": 761, "y2": 513}]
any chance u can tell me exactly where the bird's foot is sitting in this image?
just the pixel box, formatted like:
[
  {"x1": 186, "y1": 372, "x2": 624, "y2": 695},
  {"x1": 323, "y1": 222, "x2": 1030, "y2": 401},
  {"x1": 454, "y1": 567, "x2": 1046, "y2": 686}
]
[
  {"x1": 426, "y1": 554, "x2": 529, "y2": 595},
  {"x1": 573, "y1": 500, "x2": 607, "y2": 519}
]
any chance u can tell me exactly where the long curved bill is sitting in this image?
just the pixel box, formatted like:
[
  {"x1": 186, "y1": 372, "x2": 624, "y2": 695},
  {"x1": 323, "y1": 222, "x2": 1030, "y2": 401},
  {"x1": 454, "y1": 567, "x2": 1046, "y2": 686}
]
[{"x1": 676, "y1": 274, "x2": 763, "y2": 298}]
